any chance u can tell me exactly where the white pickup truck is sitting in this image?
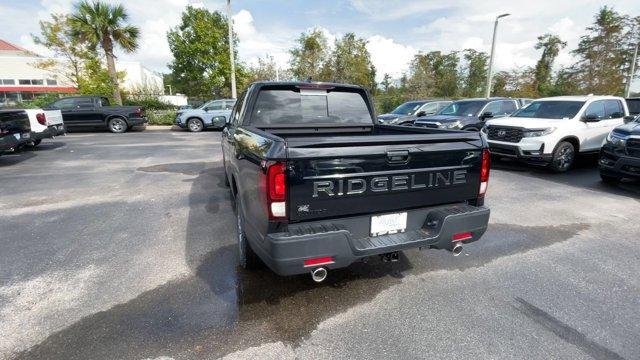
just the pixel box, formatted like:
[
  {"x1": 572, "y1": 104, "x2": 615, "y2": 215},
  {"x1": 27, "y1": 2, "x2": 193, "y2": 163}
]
[
  {"x1": 22, "y1": 109, "x2": 65, "y2": 147},
  {"x1": 483, "y1": 95, "x2": 630, "y2": 172}
]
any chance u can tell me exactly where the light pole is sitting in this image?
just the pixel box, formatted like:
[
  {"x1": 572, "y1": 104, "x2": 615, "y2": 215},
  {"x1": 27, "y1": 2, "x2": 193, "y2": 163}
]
[
  {"x1": 485, "y1": 13, "x2": 510, "y2": 98},
  {"x1": 227, "y1": 0, "x2": 237, "y2": 99},
  {"x1": 625, "y1": 42, "x2": 639, "y2": 98}
]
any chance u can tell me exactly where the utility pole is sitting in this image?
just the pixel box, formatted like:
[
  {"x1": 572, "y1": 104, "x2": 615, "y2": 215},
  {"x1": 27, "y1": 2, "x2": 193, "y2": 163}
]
[
  {"x1": 485, "y1": 13, "x2": 510, "y2": 98},
  {"x1": 226, "y1": 0, "x2": 237, "y2": 99},
  {"x1": 625, "y1": 42, "x2": 639, "y2": 98}
]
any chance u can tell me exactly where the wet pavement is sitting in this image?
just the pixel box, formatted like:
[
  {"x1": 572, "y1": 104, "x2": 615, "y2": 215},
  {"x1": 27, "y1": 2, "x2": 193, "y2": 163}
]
[{"x1": 1, "y1": 130, "x2": 639, "y2": 359}]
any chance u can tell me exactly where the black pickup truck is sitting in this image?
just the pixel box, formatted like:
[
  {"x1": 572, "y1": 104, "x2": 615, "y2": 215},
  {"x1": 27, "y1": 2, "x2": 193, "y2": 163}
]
[
  {"x1": 222, "y1": 82, "x2": 491, "y2": 281},
  {"x1": 0, "y1": 110, "x2": 31, "y2": 155},
  {"x1": 45, "y1": 96, "x2": 147, "y2": 133}
]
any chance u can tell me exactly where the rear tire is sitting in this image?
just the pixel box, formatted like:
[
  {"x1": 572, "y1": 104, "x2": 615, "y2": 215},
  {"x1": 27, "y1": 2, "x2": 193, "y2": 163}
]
[
  {"x1": 236, "y1": 198, "x2": 261, "y2": 270},
  {"x1": 600, "y1": 172, "x2": 621, "y2": 184},
  {"x1": 187, "y1": 118, "x2": 204, "y2": 132},
  {"x1": 549, "y1": 141, "x2": 575, "y2": 173},
  {"x1": 108, "y1": 117, "x2": 128, "y2": 133},
  {"x1": 27, "y1": 139, "x2": 42, "y2": 148}
]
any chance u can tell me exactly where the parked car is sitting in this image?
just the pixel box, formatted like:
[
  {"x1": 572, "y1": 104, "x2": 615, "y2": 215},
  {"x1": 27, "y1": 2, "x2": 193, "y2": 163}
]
[
  {"x1": 414, "y1": 97, "x2": 520, "y2": 131},
  {"x1": 0, "y1": 109, "x2": 31, "y2": 155},
  {"x1": 599, "y1": 113, "x2": 640, "y2": 182},
  {"x1": 484, "y1": 95, "x2": 629, "y2": 172},
  {"x1": 626, "y1": 97, "x2": 640, "y2": 115},
  {"x1": 175, "y1": 99, "x2": 236, "y2": 132},
  {"x1": 222, "y1": 82, "x2": 491, "y2": 281},
  {"x1": 21, "y1": 109, "x2": 65, "y2": 147},
  {"x1": 45, "y1": 96, "x2": 147, "y2": 133},
  {"x1": 377, "y1": 100, "x2": 451, "y2": 126}
]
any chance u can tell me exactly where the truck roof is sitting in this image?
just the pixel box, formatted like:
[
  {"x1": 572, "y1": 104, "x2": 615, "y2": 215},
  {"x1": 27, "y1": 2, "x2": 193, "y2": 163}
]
[
  {"x1": 536, "y1": 95, "x2": 625, "y2": 101},
  {"x1": 251, "y1": 81, "x2": 366, "y2": 90}
]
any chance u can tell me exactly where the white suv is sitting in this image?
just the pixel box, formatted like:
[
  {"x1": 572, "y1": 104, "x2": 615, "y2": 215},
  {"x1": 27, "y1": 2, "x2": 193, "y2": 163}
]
[{"x1": 483, "y1": 95, "x2": 629, "y2": 172}]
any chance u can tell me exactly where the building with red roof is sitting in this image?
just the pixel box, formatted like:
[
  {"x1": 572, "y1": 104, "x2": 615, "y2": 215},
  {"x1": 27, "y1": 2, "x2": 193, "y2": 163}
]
[{"x1": 0, "y1": 39, "x2": 77, "y2": 106}]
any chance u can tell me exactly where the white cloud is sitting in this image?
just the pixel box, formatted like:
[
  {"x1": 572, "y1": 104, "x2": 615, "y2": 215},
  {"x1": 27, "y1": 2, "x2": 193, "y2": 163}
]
[
  {"x1": 366, "y1": 35, "x2": 417, "y2": 80},
  {"x1": 4, "y1": 0, "x2": 640, "y2": 85},
  {"x1": 232, "y1": 9, "x2": 291, "y2": 68}
]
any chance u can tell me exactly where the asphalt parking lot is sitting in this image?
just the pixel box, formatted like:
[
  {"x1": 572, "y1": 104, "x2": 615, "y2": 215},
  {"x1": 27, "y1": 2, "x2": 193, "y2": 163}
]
[{"x1": 1, "y1": 129, "x2": 640, "y2": 360}]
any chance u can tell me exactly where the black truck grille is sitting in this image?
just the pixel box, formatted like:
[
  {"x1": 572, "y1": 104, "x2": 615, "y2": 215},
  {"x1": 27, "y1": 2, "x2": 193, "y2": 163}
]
[
  {"x1": 487, "y1": 127, "x2": 523, "y2": 143},
  {"x1": 626, "y1": 138, "x2": 640, "y2": 157}
]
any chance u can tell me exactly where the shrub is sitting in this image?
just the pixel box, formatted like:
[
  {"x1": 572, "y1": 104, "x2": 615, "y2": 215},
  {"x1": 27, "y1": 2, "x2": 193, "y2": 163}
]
[{"x1": 147, "y1": 110, "x2": 176, "y2": 125}]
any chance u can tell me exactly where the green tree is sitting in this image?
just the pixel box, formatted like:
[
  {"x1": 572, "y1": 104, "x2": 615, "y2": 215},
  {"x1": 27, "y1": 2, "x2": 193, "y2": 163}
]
[
  {"x1": 460, "y1": 49, "x2": 488, "y2": 97},
  {"x1": 32, "y1": 12, "x2": 118, "y2": 99},
  {"x1": 328, "y1": 33, "x2": 376, "y2": 93},
  {"x1": 289, "y1": 29, "x2": 331, "y2": 81},
  {"x1": 246, "y1": 54, "x2": 291, "y2": 83},
  {"x1": 405, "y1": 51, "x2": 459, "y2": 98},
  {"x1": 490, "y1": 68, "x2": 537, "y2": 98},
  {"x1": 77, "y1": 57, "x2": 122, "y2": 97},
  {"x1": 70, "y1": 1, "x2": 139, "y2": 105},
  {"x1": 534, "y1": 34, "x2": 567, "y2": 96},
  {"x1": 167, "y1": 6, "x2": 244, "y2": 99},
  {"x1": 32, "y1": 14, "x2": 92, "y2": 87},
  {"x1": 571, "y1": 6, "x2": 632, "y2": 95}
]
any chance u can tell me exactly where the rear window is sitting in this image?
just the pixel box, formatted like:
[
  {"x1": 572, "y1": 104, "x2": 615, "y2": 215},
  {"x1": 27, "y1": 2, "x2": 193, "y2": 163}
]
[
  {"x1": 250, "y1": 87, "x2": 372, "y2": 126},
  {"x1": 627, "y1": 99, "x2": 640, "y2": 115}
]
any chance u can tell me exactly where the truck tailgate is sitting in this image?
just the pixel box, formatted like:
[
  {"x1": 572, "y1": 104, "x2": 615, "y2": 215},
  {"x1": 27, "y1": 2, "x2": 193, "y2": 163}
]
[{"x1": 286, "y1": 133, "x2": 484, "y2": 222}]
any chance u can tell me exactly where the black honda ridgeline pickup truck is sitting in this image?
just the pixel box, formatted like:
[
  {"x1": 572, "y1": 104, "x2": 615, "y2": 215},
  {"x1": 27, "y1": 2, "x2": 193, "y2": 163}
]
[{"x1": 222, "y1": 82, "x2": 491, "y2": 281}]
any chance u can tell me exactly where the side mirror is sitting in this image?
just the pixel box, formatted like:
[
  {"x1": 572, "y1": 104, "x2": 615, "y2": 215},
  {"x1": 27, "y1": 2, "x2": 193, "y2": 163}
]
[
  {"x1": 415, "y1": 110, "x2": 426, "y2": 117},
  {"x1": 480, "y1": 112, "x2": 493, "y2": 120},
  {"x1": 583, "y1": 114, "x2": 600, "y2": 122},
  {"x1": 623, "y1": 115, "x2": 636, "y2": 124}
]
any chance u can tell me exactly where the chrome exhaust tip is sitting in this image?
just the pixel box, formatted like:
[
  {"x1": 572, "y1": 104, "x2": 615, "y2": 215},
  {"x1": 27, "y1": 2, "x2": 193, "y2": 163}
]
[
  {"x1": 451, "y1": 242, "x2": 463, "y2": 256},
  {"x1": 311, "y1": 267, "x2": 328, "y2": 283}
]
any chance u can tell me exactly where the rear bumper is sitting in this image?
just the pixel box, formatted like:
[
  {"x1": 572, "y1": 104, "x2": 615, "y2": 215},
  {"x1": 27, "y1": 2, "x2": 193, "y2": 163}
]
[
  {"x1": 599, "y1": 147, "x2": 640, "y2": 178},
  {"x1": 129, "y1": 117, "x2": 148, "y2": 126},
  {"x1": 255, "y1": 203, "x2": 490, "y2": 276},
  {"x1": 32, "y1": 124, "x2": 66, "y2": 140}
]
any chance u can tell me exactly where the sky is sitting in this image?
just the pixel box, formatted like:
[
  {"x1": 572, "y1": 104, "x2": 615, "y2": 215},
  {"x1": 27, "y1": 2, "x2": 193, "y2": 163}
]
[{"x1": 1, "y1": 0, "x2": 639, "y2": 90}]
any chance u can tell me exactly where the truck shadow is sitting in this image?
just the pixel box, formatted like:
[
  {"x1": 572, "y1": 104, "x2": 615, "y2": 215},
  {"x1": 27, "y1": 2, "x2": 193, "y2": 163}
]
[
  {"x1": 492, "y1": 155, "x2": 640, "y2": 198},
  {"x1": 14, "y1": 161, "x2": 591, "y2": 360},
  {"x1": 0, "y1": 141, "x2": 66, "y2": 167}
]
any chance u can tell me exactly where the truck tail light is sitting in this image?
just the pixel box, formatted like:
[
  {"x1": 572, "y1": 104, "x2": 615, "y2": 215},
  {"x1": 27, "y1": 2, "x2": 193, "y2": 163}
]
[
  {"x1": 134, "y1": 108, "x2": 144, "y2": 117},
  {"x1": 36, "y1": 113, "x2": 46, "y2": 126},
  {"x1": 260, "y1": 161, "x2": 287, "y2": 220},
  {"x1": 479, "y1": 149, "x2": 490, "y2": 196}
]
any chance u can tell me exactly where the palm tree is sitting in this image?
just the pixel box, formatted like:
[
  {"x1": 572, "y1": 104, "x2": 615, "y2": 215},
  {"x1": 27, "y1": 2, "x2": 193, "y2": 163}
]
[{"x1": 70, "y1": 1, "x2": 139, "y2": 105}]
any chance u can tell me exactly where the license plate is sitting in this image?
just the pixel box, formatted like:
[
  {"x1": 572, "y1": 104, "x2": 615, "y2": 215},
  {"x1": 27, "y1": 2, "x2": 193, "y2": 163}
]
[
  {"x1": 13, "y1": 133, "x2": 20, "y2": 140},
  {"x1": 370, "y1": 212, "x2": 407, "y2": 236}
]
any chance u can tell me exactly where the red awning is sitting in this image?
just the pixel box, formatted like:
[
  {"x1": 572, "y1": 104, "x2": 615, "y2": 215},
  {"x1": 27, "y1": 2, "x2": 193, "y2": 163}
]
[{"x1": 0, "y1": 86, "x2": 77, "y2": 93}]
